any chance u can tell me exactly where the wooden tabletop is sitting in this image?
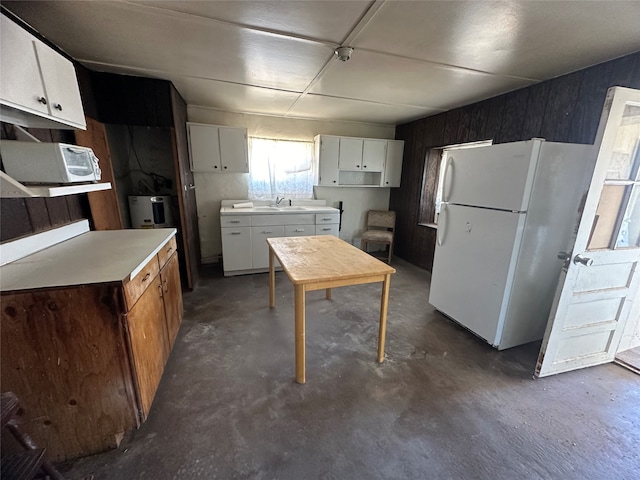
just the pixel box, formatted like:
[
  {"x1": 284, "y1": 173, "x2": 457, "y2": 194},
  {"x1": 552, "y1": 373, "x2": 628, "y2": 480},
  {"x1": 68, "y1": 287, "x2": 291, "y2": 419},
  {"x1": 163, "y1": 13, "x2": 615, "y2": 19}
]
[{"x1": 267, "y1": 236, "x2": 395, "y2": 285}]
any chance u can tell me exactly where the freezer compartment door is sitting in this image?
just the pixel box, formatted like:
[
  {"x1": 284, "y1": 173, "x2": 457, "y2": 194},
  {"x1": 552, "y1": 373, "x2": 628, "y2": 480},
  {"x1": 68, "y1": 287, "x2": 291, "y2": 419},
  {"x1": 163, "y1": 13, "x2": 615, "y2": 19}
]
[
  {"x1": 443, "y1": 140, "x2": 540, "y2": 211},
  {"x1": 429, "y1": 204, "x2": 526, "y2": 346}
]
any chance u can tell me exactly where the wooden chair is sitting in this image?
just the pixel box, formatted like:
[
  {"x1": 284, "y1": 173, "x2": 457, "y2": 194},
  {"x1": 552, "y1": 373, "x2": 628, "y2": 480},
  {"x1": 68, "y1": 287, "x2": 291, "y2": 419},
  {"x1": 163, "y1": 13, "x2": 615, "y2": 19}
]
[
  {"x1": 1, "y1": 392, "x2": 65, "y2": 480},
  {"x1": 360, "y1": 210, "x2": 396, "y2": 263}
]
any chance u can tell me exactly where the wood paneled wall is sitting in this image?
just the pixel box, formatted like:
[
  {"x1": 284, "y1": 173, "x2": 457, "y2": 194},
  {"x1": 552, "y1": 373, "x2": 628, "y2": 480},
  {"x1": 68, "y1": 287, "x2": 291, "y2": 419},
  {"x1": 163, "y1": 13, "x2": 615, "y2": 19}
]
[
  {"x1": 391, "y1": 52, "x2": 640, "y2": 271},
  {"x1": 0, "y1": 125, "x2": 90, "y2": 242}
]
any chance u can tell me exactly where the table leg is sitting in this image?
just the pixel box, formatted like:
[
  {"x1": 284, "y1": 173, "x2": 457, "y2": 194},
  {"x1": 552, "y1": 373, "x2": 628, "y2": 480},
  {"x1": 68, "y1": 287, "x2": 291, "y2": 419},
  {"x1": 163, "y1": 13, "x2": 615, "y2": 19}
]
[
  {"x1": 269, "y1": 247, "x2": 275, "y2": 308},
  {"x1": 294, "y1": 284, "x2": 306, "y2": 384},
  {"x1": 325, "y1": 288, "x2": 332, "y2": 300},
  {"x1": 377, "y1": 274, "x2": 391, "y2": 363}
]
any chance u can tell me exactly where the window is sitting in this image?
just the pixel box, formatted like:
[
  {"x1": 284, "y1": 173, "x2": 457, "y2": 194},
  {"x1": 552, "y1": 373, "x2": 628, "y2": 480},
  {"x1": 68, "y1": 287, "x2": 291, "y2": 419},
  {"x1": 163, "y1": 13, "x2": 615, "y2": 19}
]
[
  {"x1": 248, "y1": 137, "x2": 317, "y2": 199},
  {"x1": 419, "y1": 140, "x2": 493, "y2": 225}
]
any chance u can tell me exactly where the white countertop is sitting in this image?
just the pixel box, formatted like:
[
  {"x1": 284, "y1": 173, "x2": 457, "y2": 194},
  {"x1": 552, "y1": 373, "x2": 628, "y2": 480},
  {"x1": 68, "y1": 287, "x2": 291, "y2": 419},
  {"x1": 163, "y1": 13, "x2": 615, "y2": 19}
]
[
  {"x1": 220, "y1": 205, "x2": 339, "y2": 215},
  {"x1": 0, "y1": 228, "x2": 176, "y2": 292}
]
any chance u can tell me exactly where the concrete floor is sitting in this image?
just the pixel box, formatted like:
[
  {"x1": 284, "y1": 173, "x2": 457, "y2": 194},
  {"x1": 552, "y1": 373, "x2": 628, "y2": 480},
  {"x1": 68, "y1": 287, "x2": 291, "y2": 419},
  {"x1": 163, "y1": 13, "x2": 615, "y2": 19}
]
[{"x1": 62, "y1": 258, "x2": 639, "y2": 479}]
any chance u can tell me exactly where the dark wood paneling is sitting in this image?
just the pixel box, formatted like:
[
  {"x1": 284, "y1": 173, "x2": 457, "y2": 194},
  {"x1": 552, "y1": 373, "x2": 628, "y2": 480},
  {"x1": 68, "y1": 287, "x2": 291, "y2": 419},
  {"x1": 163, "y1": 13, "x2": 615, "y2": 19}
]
[
  {"x1": 0, "y1": 199, "x2": 31, "y2": 241},
  {"x1": 44, "y1": 197, "x2": 71, "y2": 226},
  {"x1": 392, "y1": 52, "x2": 640, "y2": 271},
  {"x1": 498, "y1": 89, "x2": 530, "y2": 143},
  {"x1": 25, "y1": 198, "x2": 50, "y2": 232},
  {"x1": 540, "y1": 70, "x2": 584, "y2": 142},
  {"x1": 520, "y1": 82, "x2": 550, "y2": 140}
]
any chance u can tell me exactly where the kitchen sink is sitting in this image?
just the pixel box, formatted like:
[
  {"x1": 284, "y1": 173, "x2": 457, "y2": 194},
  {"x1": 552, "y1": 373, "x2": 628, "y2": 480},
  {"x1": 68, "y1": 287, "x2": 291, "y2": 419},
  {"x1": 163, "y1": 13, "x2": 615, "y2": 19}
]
[
  {"x1": 254, "y1": 206, "x2": 280, "y2": 211},
  {"x1": 278, "y1": 206, "x2": 307, "y2": 211}
]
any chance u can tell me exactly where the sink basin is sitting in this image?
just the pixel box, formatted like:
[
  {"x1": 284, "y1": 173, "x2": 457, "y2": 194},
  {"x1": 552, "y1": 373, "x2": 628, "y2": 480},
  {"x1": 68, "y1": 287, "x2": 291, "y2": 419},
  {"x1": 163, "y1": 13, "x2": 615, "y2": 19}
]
[
  {"x1": 278, "y1": 206, "x2": 307, "y2": 211},
  {"x1": 254, "y1": 206, "x2": 280, "y2": 211}
]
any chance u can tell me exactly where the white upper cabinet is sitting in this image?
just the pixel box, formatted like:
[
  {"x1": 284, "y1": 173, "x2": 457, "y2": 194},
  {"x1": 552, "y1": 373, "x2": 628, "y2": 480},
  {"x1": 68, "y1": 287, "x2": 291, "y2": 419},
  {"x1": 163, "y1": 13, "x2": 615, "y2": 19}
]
[
  {"x1": 317, "y1": 135, "x2": 339, "y2": 185},
  {"x1": 383, "y1": 140, "x2": 404, "y2": 187},
  {"x1": 338, "y1": 137, "x2": 364, "y2": 170},
  {"x1": 315, "y1": 135, "x2": 404, "y2": 187},
  {"x1": 187, "y1": 122, "x2": 249, "y2": 173},
  {"x1": 0, "y1": 15, "x2": 86, "y2": 130}
]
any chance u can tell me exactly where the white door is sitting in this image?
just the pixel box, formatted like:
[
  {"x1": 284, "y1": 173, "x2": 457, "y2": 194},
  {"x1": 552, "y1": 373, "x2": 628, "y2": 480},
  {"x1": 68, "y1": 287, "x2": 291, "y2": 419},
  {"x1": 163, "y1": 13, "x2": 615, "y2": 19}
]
[{"x1": 536, "y1": 87, "x2": 640, "y2": 377}]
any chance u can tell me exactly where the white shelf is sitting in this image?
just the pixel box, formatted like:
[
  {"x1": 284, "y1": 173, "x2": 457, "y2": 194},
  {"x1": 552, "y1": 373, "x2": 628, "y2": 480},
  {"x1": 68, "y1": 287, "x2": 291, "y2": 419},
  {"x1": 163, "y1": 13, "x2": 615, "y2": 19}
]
[{"x1": 0, "y1": 171, "x2": 111, "y2": 198}]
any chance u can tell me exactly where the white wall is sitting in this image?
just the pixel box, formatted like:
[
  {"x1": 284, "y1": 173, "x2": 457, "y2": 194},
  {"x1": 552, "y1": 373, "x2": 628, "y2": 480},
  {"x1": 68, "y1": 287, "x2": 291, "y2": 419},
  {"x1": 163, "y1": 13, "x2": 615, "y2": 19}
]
[{"x1": 187, "y1": 106, "x2": 395, "y2": 263}]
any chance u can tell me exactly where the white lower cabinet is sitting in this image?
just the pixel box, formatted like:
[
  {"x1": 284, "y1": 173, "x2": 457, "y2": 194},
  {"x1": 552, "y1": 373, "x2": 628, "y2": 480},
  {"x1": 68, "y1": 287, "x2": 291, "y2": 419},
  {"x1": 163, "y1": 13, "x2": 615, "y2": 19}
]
[
  {"x1": 251, "y1": 225, "x2": 284, "y2": 269},
  {"x1": 221, "y1": 226, "x2": 252, "y2": 272},
  {"x1": 220, "y1": 209, "x2": 340, "y2": 276}
]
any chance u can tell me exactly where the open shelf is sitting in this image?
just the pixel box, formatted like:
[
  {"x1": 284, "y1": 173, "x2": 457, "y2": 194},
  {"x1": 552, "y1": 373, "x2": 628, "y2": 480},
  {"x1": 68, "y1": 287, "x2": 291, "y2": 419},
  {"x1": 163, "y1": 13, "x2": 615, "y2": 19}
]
[{"x1": 0, "y1": 171, "x2": 111, "y2": 198}]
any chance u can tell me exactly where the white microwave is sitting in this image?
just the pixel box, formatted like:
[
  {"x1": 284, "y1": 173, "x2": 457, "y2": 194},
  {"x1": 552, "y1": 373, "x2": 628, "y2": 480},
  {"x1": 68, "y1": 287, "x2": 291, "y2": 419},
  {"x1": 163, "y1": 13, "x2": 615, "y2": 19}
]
[{"x1": 0, "y1": 140, "x2": 102, "y2": 183}]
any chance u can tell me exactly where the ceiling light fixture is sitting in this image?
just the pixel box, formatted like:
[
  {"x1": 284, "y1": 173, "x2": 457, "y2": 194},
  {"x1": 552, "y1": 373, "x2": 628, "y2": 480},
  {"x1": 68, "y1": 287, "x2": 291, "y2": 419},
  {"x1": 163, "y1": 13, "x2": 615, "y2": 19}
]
[{"x1": 334, "y1": 46, "x2": 354, "y2": 62}]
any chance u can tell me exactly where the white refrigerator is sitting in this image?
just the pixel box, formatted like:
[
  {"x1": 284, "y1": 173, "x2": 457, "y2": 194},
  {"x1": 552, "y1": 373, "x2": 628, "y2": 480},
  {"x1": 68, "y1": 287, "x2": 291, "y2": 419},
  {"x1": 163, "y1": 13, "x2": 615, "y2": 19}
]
[{"x1": 428, "y1": 139, "x2": 594, "y2": 349}]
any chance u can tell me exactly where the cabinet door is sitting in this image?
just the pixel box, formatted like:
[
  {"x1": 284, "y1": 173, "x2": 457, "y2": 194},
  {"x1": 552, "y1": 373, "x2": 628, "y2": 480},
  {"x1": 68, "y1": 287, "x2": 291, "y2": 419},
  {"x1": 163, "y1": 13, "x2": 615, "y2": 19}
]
[
  {"x1": 221, "y1": 226, "x2": 252, "y2": 272},
  {"x1": 0, "y1": 16, "x2": 48, "y2": 117},
  {"x1": 219, "y1": 127, "x2": 249, "y2": 172},
  {"x1": 317, "y1": 135, "x2": 339, "y2": 185},
  {"x1": 126, "y1": 278, "x2": 169, "y2": 420},
  {"x1": 188, "y1": 123, "x2": 222, "y2": 172},
  {"x1": 362, "y1": 139, "x2": 386, "y2": 171},
  {"x1": 160, "y1": 253, "x2": 183, "y2": 350},
  {"x1": 338, "y1": 137, "x2": 364, "y2": 170},
  {"x1": 383, "y1": 140, "x2": 404, "y2": 187},
  {"x1": 251, "y1": 225, "x2": 284, "y2": 269},
  {"x1": 34, "y1": 41, "x2": 86, "y2": 128}
]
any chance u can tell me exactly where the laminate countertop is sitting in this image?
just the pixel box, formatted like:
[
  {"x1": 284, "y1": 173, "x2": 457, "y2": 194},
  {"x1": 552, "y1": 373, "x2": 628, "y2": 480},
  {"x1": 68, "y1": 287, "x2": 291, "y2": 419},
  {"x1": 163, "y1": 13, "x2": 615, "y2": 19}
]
[{"x1": 0, "y1": 228, "x2": 176, "y2": 293}]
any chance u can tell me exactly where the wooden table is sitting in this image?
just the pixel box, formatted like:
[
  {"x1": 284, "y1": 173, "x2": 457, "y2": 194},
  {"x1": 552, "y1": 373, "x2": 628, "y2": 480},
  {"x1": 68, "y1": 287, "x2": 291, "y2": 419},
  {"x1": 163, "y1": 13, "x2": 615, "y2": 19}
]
[{"x1": 267, "y1": 235, "x2": 396, "y2": 384}]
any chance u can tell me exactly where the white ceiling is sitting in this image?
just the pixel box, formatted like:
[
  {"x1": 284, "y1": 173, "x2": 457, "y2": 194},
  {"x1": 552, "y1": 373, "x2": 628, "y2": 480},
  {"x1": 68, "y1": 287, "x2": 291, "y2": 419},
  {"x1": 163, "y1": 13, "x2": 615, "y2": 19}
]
[{"x1": 4, "y1": 1, "x2": 640, "y2": 126}]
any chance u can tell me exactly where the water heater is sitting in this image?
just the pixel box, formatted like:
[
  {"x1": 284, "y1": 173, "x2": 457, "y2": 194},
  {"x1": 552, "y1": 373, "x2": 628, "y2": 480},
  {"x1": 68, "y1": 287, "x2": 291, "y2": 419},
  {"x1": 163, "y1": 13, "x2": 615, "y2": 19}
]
[{"x1": 128, "y1": 195, "x2": 174, "y2": 229}]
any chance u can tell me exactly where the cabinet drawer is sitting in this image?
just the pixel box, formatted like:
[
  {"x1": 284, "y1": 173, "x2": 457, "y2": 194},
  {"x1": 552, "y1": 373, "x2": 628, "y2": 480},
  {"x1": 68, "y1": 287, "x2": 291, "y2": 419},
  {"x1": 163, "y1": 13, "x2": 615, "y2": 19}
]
[
  {"x1": 156, "y1": 236, "x2": 177, "y2": 269},
  {"x1": 285, "y1": 225, "x2": 313, "y2": 236},
  {"x1": 221, "y1": 215, "x2": 251, "y2": 227},
  {"x1": 124, "y1": 257, "x2": 160, "y2": 310},
  {"x1": 316, "y1": 224, "x2": 339, "y2": 236},
  {"x1": 315, "y1": 213, "x2": 340, "y2": 224}
]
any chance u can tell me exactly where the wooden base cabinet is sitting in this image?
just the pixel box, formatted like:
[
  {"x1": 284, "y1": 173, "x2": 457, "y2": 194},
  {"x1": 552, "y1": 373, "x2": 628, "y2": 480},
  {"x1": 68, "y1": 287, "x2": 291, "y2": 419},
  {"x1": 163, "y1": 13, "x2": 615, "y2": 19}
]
[{"x1": 0, "y1": 236, "x2": 183, "y2": 461}]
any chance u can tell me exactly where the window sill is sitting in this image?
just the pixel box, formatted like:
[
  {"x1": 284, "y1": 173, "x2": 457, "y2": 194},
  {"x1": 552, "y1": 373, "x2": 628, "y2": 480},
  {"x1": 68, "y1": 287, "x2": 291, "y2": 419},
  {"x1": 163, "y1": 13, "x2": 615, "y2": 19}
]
[{"x1": 418, "y1": 222, "x2": 438, "y2": 229}]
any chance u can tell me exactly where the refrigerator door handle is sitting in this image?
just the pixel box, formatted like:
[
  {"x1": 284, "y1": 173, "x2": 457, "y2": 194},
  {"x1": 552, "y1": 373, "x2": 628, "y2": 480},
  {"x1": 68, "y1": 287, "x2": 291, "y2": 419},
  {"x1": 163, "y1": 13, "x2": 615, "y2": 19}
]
[
  {"x1": 437, "y1": 204, "x2": 447, "y2": 246},
  {"x1": 442, "y1": 156, "x2": 453, "y2": 203}
]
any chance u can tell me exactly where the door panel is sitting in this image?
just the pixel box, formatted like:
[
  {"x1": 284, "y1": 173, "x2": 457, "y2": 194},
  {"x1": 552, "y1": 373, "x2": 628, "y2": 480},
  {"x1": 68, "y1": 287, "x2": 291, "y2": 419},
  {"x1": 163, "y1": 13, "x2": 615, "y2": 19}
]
[
  {"x1": 171, "y1": 87, "x2": 200, "y2": 289},
  {"x1": 536, "y1": 87, "x2": 640, "y2": 377}
]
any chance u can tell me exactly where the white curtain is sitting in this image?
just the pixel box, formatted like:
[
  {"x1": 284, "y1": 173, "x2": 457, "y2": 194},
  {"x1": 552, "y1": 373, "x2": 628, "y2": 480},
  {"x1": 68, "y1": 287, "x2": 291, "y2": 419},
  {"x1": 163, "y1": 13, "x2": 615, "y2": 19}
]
[{"x1": 248, "y1": 137, "x2": 317, "y2": 199}]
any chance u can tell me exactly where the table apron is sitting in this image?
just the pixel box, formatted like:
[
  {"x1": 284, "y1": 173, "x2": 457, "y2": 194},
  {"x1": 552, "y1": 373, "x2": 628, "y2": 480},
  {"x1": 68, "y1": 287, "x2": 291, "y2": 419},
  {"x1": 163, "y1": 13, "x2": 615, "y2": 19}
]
[{"x1": 301, "y1": 274, "x2": 388, "y2": 292}]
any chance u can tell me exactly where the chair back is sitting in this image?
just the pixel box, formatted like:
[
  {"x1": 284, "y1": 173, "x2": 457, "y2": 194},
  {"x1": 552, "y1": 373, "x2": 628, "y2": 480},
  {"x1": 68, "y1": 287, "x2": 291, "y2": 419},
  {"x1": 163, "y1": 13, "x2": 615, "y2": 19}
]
[{"x1": 366, "y1": 210, "x2": 396, "y2": 230}]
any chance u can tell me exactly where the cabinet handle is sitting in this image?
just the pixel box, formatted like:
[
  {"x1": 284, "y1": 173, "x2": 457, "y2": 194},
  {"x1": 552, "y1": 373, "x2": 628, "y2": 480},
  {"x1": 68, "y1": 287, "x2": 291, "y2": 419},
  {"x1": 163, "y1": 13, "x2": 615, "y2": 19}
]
[
  {"x1": 158, "y1": 284, "x2": 163, "y2": 297},
  {"x1": 322, "y1": 217, "x2": 331, "y2": 221},
  {"x1": 363, "y1": 165, "x2": 367, "y2": 168},
  {"x1": 223, "y1": 166, "x2": 228, "y2": 170},
  {"x1": 230, "y1": 232, "x2": 242, "y2": 235},
  {"x1": 295, "y1": 229, "x2": 305, "y2": 232},
  {"x1": 229, "y1": 220, "x2": 240, "y2": 224},
  {"x1": 214, "y1": 165, "x2": 218, "y2": 169},
  {"x1": 142, "y1": 272, "x2": 150, "y2": 282},
  {"x1": 333, "y1": 180, "x2": 336, "y2": 183},
  {"x1": 356, "y1": 165, "x2": 360, "y2": 168},
  {"x1": 386, "y1": 181, "x2": 389, "y2": 184},
  {"x1": 166, "y1": 246, "x2": 173, "y2": 254},
  {"x1": 322, "y1": 228, "x2": 331, "y2": 231},
  {"x1": 38, "y1": 96, "x2": 47, "y2": 105},
  {"x1": 163, "y1": 279, "x2": 169, "y2": 293},
  {"x1": 264, "y1": 230, "x2": 272, "y2": 234},
  {"x1": 54, "y1": 103, "x2": 63, "y2": 111}
]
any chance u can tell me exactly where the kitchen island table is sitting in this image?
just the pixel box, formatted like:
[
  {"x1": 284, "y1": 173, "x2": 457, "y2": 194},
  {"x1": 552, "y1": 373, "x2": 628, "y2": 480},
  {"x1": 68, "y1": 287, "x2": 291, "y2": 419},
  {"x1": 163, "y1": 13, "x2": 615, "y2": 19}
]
[{"x1": 267, "y1": 235, "x2": 395, "y2": 384}]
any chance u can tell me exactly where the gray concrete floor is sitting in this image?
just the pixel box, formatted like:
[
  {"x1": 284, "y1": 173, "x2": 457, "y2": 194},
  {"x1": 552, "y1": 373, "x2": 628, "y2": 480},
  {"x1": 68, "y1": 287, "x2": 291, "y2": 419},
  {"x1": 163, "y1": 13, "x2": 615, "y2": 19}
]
[{"x1": 62, "y1": 258, "x2": 639, "y2": 479}]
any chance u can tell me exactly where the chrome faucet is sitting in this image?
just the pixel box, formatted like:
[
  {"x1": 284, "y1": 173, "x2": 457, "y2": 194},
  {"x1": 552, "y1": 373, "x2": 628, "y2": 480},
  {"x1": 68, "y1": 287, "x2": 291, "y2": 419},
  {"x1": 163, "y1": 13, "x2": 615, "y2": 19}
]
[{"x1": 275, "y1": 196, "x2": 285, "y2": 206}]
